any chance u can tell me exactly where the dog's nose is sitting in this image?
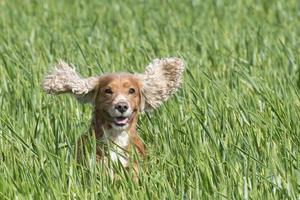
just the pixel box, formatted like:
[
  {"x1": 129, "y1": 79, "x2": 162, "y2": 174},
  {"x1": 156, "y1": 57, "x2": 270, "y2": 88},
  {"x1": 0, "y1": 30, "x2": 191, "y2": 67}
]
[{"x1": 115, "y1": 102, "x2": 128, "y2": 113}]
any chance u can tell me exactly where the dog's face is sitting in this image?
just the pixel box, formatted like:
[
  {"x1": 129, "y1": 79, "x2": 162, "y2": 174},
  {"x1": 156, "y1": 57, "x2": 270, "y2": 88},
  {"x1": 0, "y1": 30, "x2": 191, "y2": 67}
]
[{"x1": 94, "y1": 74, "x2": 142, "y2": 130}]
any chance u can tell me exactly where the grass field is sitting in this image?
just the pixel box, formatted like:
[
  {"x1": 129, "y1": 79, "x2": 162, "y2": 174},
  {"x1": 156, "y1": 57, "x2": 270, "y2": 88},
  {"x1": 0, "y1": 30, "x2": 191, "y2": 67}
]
[{"x1": 0, "y1": 0, "x2": 300, "y2": 199}]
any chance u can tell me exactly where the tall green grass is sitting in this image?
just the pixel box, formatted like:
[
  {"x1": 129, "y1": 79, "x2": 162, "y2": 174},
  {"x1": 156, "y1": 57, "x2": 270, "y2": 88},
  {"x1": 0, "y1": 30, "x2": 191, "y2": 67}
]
[{"x1": 0, "y1": 0, "x2": 299, "y2": 199}]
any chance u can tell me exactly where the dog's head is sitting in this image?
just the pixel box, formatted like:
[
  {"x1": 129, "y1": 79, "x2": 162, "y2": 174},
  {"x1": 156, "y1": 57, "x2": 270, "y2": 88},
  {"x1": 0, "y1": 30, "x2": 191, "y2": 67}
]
[
  {"x1": 93, "y1": 73, "x2": 142, "y2": 130},
  {"x1": 42, "y1": 58, "x2": 184, "y2": 130}
]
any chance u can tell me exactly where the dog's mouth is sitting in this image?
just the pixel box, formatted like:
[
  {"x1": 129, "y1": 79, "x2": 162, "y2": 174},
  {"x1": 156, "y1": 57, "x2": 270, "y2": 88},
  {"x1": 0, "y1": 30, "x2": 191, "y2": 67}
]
[
  {"x1": 106, "y1": 110, "x2": 136, "y2": 128},
  {"x1": 113, "y1": 116, "x2": 129, "y2": 126}
]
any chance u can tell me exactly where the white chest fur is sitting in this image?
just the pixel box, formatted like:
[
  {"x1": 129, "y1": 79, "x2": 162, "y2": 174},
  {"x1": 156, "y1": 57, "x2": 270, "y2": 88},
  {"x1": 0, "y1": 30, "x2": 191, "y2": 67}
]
[{"x1": 102, "y1": 129, "x2": 130, "y2": 167}]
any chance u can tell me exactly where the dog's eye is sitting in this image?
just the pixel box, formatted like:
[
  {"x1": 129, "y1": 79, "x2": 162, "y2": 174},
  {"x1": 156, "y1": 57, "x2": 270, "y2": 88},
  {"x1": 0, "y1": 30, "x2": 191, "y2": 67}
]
[
  {"x1": 104, "y1": 88, "x2": 113, "y2": 94},
  {"x1": 128, "y1": 88, "x2": 135, "y2": 94}
]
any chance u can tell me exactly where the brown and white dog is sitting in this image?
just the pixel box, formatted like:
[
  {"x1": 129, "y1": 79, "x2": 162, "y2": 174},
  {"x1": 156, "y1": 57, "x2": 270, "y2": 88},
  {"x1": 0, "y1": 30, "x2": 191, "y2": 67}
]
[{"x1": 42, "y1": 58, "x2": 184, "y2": 174}]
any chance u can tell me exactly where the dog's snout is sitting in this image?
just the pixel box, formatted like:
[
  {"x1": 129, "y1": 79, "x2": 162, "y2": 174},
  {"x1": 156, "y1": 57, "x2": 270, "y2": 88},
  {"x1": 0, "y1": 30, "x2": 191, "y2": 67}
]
[{"x1": 115, "y1": 102, "x2": 129, "y2": 113}]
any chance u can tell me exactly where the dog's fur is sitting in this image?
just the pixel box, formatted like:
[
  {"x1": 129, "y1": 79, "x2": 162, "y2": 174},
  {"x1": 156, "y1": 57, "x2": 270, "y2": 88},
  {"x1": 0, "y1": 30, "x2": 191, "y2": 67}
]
[{"x1": 42, "y1": 58, "x2": 184, "y2": 174}]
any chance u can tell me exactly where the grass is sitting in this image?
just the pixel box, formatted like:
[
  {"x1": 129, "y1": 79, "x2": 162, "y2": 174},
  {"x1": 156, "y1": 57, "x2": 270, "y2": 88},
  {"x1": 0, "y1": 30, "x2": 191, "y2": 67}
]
[{"x1": 0, "y1": 0, "x2": 300, "y2": 199}]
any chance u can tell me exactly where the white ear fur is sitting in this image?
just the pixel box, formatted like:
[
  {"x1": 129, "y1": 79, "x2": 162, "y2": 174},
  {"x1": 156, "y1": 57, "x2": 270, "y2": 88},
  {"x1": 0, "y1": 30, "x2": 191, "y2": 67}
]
[
  {"x1": 138, "y1": 57, "x2": 184, "y2": 111},
  {"x1": 42, "y1": 60, "x2": 99, "y2": 103}
]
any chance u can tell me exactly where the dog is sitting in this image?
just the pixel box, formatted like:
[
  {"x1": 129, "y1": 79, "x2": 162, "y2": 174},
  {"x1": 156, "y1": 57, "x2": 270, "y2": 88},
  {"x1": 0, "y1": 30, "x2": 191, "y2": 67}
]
[{"x1": 42, "y1": 57, "x2": 184, "y2": 176}]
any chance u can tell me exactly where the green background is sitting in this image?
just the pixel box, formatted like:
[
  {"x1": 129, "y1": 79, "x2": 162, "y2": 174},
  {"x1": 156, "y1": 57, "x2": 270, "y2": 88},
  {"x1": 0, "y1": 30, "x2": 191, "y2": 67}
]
[{"x1": 0, "y1": 0, "x2": 299, "y2": 199}]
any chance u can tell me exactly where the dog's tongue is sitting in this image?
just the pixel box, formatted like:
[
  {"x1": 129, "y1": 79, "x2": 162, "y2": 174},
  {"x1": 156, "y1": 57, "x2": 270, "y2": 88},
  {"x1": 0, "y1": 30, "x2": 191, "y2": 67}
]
[{"x1": 114, "y1": 117, "x2": 129, "y2": 126}]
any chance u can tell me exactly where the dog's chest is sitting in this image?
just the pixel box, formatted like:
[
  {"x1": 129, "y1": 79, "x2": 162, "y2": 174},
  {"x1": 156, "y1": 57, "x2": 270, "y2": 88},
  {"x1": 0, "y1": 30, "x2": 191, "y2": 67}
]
[{"x1": 102, "y1": 130, "x2": 130, "y2": 166}]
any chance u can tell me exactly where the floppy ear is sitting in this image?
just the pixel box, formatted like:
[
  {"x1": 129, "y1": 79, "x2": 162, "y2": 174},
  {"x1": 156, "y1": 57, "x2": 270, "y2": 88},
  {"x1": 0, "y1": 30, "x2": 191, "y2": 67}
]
[
  {"x1": 138, "y1": 57, "x2": 184, "y2": 111},
  {"x1": 42, "y1": 60, "x2": 99, "y2": 104}
]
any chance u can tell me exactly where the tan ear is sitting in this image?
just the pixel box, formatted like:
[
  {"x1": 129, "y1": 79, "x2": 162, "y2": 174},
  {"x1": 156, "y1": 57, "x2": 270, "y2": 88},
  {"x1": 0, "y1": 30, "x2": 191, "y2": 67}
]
[
  {"x1": 138, "y1": 57, "x2": 184, "y2": 111},
  {"x1": 42, "y1": 60, "x2": 99, "y2": 104}
]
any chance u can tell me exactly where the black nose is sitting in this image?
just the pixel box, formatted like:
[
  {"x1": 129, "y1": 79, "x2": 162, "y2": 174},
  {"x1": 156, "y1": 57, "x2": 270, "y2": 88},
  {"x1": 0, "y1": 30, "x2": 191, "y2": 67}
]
[{"x1": 115, "y1": 102, "x2": 128, "y2": 113}]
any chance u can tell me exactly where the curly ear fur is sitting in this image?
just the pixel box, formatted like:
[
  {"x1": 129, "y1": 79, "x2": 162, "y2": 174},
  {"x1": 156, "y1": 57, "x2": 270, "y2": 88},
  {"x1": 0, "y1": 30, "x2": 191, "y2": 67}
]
[
  {"x1": 138, "y1": 57, "x2": 184, "y2": 111},
  {"x1": 42, "y1": 58, "x2": 184, "y2": 107},
  {"x1": 42, "y1": 60, "x2": 99, "y2": 103}
]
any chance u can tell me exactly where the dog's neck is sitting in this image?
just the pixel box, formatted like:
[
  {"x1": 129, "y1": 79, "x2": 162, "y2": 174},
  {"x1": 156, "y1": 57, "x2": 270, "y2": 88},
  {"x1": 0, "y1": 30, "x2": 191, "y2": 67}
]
[{"x1": 91, "y1": 110, "x2": 140, "y2": 167}]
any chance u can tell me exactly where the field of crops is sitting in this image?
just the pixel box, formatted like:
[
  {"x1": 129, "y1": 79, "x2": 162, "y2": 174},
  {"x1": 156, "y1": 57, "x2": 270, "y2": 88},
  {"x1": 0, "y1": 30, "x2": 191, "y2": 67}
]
[{"x1": 0, "y1": 0, "x2": 299, "y2": 199}]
